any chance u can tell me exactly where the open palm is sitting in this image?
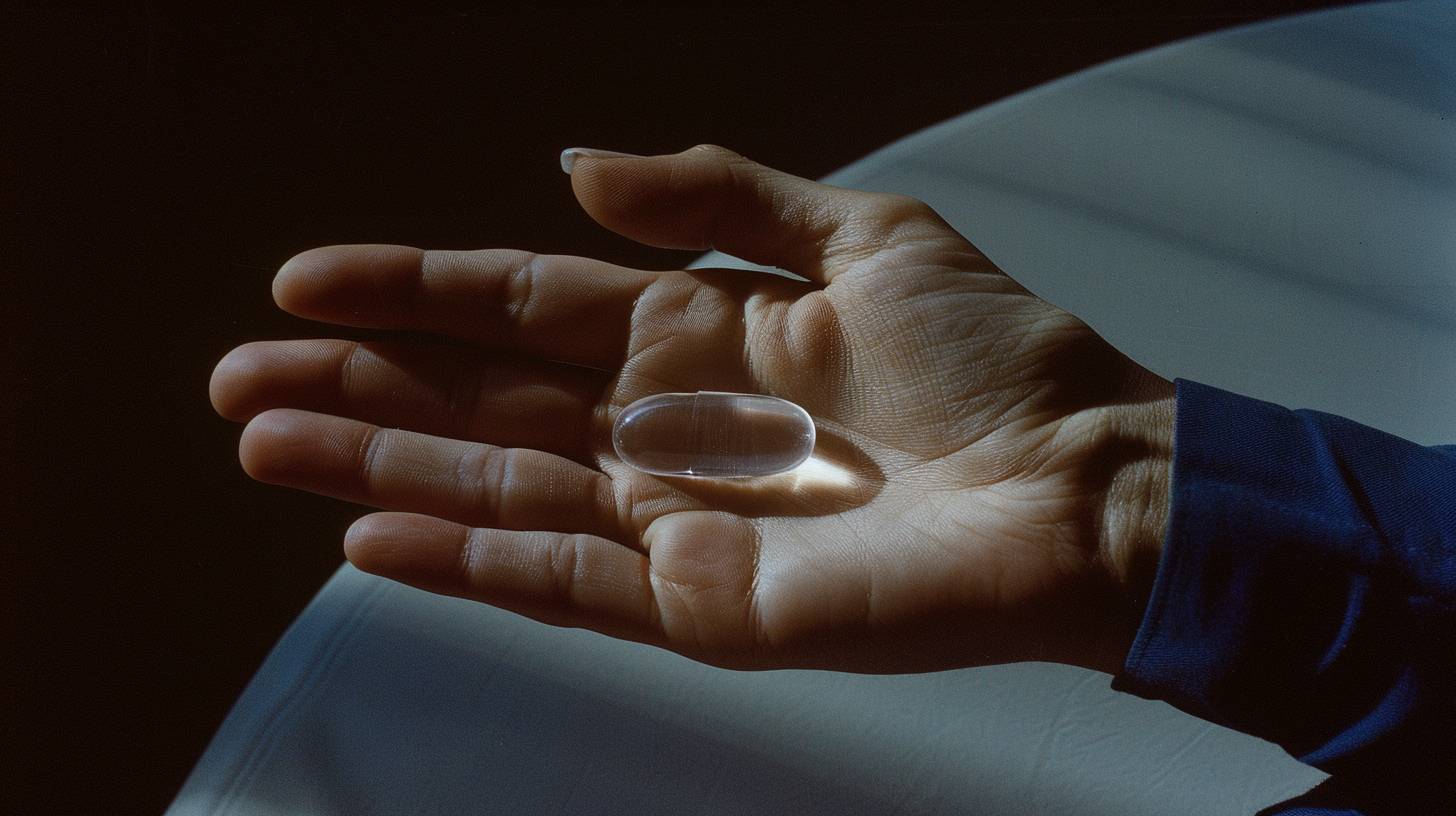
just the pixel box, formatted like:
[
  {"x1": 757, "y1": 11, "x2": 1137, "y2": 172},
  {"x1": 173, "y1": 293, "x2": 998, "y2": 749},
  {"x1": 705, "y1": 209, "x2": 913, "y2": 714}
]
[{"x1": 211, "y1": 145, "x2": 1173, "y2": 675}]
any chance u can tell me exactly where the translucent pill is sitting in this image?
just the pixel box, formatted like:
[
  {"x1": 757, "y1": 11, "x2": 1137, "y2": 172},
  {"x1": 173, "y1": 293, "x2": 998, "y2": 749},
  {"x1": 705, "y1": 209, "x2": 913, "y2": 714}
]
[{"x1": 612, "y1": 391, "x2": 816, "y2": 478}]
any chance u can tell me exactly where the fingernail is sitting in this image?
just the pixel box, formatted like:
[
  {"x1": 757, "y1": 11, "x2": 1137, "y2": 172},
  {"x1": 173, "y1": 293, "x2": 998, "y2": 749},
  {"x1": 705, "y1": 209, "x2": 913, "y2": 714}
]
[{"x1": 560, "y1": 147, "x2": 642, "y2": 174}]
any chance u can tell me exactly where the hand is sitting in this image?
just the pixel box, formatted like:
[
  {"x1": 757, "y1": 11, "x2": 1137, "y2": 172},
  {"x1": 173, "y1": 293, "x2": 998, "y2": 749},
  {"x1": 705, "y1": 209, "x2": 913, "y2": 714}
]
[{"x1": 210, "y1": 145, "x2": 1174, "y2": 675}]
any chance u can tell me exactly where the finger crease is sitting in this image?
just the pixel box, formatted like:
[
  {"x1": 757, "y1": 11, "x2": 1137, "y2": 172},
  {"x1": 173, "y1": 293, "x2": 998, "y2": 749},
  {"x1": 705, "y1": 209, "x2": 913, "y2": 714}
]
[
  {"x1": 355, "y1": 426, "x2": 383, "y2": 504},
  {"x1": 413, "y1": 250, "x2": 433, "y2": 313},
  {"x1": 642, "y1": 558, "x2": 664, "y2": 634},
  {"x1": 456, "y1": 526, "x2": 482, "y2": 588},
  {"x1": 488, "y1": 448, "x2": 512, "y2": 525},
  {"x1": 745, "y1": 519, "x2": 766, "y2": 649},
  {"x1": 338, "y1": 341, "x2": 364, "y2": 405},
  {"x1": 595, "y1": 473, "x2": 628, "y2": 543},
  {"x1": 507, "y1": 252, "x2": 541, "y2": 345},
  {"x1": 549, "y1": 535, "x2": 580, "y2": 609},
  {"x1": 618, "y1": 282, "x2": 656, "y2": 368}
]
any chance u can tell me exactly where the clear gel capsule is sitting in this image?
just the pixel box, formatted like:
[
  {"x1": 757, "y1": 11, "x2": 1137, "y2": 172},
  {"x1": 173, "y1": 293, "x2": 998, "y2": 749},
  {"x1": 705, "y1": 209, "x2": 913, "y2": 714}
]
[{"x1": 612, "y1": 391, "x2": 815, "y2": 478}]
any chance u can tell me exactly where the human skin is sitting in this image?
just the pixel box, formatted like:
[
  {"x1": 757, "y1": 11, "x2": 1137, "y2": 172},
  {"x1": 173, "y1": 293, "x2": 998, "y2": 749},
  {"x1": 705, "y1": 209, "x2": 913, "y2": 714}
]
[{"x1": 210, "y1": 144, "x2": 1174, "y2": 677}]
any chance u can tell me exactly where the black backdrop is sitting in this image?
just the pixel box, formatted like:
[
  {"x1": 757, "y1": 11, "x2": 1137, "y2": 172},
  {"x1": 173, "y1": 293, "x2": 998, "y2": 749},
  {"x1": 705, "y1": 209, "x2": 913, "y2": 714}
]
[{"x1": 5, "y1": 3, "x2": 1346, "y2": 812}]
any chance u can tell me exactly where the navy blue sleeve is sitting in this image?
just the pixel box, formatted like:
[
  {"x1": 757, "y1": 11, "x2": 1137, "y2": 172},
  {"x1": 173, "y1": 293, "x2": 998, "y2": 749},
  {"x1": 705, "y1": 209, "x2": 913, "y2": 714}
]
[{"x1": 1110, "y1": 378, "x2": 1456, "y2": 815}]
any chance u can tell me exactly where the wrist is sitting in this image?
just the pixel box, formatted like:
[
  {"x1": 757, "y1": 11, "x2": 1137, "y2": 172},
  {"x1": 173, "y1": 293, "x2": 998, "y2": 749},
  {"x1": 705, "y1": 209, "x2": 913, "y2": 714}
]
[
  {"x1": 1081, "y1": 368, "x2": 1175, "y2": 672},
  {"x1": 1098, "y1": 371, "x2": 1175, "y2": 606}
]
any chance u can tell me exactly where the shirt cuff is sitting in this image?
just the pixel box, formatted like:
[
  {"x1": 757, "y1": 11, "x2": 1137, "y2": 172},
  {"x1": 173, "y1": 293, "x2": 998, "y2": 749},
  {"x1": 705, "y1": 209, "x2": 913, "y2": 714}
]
[{"x1": 1109, "y1": 377, "x2": 1456, "y2": 798}]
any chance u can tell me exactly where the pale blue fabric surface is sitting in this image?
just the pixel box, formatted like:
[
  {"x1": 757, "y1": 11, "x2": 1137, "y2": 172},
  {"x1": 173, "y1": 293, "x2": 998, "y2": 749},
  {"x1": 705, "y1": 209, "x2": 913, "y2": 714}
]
[{"x1": 169, "y1": 3, "x2": 1456, "y2": 813}]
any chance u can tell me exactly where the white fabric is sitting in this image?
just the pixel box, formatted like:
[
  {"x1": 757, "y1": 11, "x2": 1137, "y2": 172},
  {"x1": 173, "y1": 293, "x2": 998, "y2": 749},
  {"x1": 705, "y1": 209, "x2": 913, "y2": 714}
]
[{"x1": 169, "y1": 3, "x2": 1456, "y2": 813}]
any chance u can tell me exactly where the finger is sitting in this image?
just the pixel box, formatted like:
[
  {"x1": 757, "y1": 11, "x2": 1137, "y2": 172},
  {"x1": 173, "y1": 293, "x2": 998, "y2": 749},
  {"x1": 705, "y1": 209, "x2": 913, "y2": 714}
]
[
  {"x1": 211, "y1": 340, "x2": 607, "y2": 463},
  {"x1": 563, "y1": 143, "x2": 960, "y2": 284},
  {"x1": 272, "y1": 244, "x2": 657, "y2": 371},
  {"x1": 345, "y1": 512, "x2": 663, "y2": 643},
  {"x1": 240, "y1": 409, "x2": 628, "y2": 543}
]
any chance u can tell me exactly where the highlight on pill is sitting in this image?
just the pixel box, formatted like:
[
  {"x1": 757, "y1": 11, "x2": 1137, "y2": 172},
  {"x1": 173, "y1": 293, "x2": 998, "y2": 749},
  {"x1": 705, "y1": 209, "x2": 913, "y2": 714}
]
[{"x1": 611, "y1": 391, "x2": 816, "y2": 478}]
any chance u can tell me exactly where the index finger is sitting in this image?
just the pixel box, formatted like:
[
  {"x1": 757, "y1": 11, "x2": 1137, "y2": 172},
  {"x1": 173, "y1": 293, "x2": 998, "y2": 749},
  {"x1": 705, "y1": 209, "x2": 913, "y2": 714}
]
[{"x1": 271, "y1": 244, "x2": 659, "y2": 371}]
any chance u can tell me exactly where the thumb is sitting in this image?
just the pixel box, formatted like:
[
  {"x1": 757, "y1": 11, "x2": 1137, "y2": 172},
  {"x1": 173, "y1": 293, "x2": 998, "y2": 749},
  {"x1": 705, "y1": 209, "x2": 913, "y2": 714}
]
[{"x1": 560, "y1": 143, "x2": 947, "y2": 284}]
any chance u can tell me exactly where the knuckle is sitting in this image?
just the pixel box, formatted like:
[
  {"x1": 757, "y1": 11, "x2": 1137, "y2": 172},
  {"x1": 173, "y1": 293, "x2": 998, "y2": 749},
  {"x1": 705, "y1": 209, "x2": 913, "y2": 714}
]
[
  {"x1": 869, "y1": 192, "x2": 939, "y2": 227},
  {"x1": 689, "y1": 145, "x2": 756, "y2": 189},
  {"x1": 848, "y1": 192, "x2": 950, "y2": 250},
  {"x1": 688, "y1": 143, "x2": 742, "y2": 161}
]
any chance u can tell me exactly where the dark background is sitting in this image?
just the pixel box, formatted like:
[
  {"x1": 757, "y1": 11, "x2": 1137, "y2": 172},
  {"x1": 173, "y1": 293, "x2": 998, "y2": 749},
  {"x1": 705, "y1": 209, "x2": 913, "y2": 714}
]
[{"x1": 5, "y1": 2, "x2": 1349, "y2": 813}]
